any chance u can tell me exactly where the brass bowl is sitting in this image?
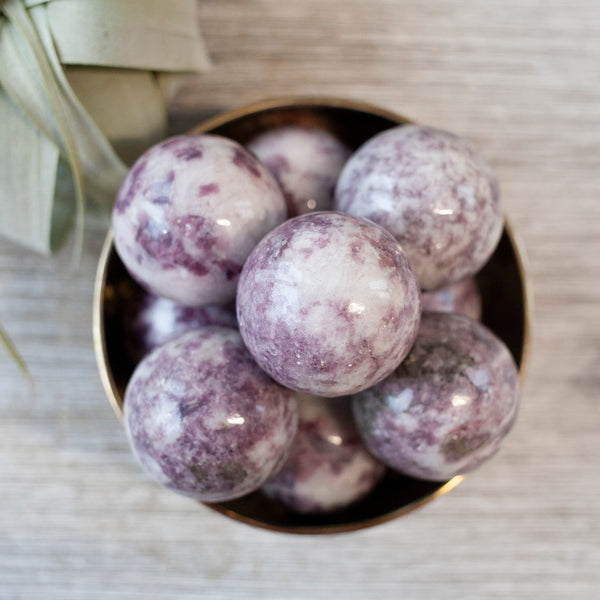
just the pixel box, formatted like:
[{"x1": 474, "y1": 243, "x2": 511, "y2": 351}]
[{"x1": 93, "y1": 97, "x2": 531, "y2": 534}]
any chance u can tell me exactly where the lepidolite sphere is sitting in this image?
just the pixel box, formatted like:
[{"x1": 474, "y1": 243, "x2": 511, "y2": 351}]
[
  {"x1": 352, "y1": 313, "x2": 519, "y2": 481},
  {"x1": 112, "y1": 134, "x2": 287, "y2": 306},
  {"x1": 237, "y1": 211, "x2": 422, "y2": 397},
  {"x1": 124, "y1": 327, "x2": 298, "y2": 502},
  {"x1": 122, "y1": 289, "x2": 237, "y2": 363},
  {"x1": 247, "y1": 125, "x2": 351, "y2": 217},
  {"x1": 421, "y1": 277, "x2": 482, "y2": 321},
  {"x1": 261, "y1": 395, "x2": 386, "y2": 514},
  {"x1": 335, "y1": 125, "x2": 503, "y2": 290}
]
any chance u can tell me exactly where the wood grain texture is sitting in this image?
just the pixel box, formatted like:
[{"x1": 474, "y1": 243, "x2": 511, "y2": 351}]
[{"x1": 1, "y1": 1, "x2": 599, "y2": 598}]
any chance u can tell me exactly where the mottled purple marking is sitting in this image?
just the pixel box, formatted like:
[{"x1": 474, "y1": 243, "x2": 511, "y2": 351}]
[
  {"x1": 135, "y1": 214, "x2": 210, "y2": 277},
  {"x1": 124, "y1": 327, "x2": 298, "y2": 502},
  {"x1": 246, "y1": 126, "x2": 351, "y2": 217},
  {"x1": 159, "y1": 137, "x2": 187, "y2": 151},
  {"x1": 422, "y1": 277, "x2": 482, "y2": 320},
  {"x1": 112, "y1": 134, "x2": 287, "y2": 306},
  {"x1": 335, "y1": 125, "x2": 503, "y2": 290},
  {"x1": 178, "y1": 394, "x2": 207, "y2": 419},
  {"x1": 173, "y1": 215, "x2": 218, "y2": 254},
  {"x1": 198, "y1": 182, "x2": 220, "y2": 197},
  {"x1": 175, "y1": 146, "x2": 203, "y2": 161},
  {"x1": 441, "y1": 427, "x2": 491, "y2": 462},
  {"x1": 352, "y1": 313, "x2": 520, "y2": 481},
  {"x1": 121, "y1": 288, "x2": 238, "y2": 363},
  {"x1": 348, "y1": 238, "x2": 366, "y2": 264},
  {"x1": 263, "y1": 154, "x2": 290, "y2": 178},
  {"x1": 258, "y1": 155, "x2": 299, "y2": 216},
  {"x1": 217, "y1": 258, "x2": 243, "y2": 281},
  {"x1": 134, "y1": 214, "x2": 171, "y2": 258},
  {"x1": 232, "y1": 147, "x2": 262, "y2": 178},
  {"x1": 159, "y1": 137, "x2": 203, "y2": 162},
  {"x1": 237, "y1": 211, "x2": 422, "y2": 397},
  {"x1": 262, "y1": 396, "x2": 386, "y2": 514},
  {"x1": 114, "y1": 156, "x2": 148, "y2": 214},
  {"x1": 145, "y1": 170, "x2": 175, "y2": 205}
]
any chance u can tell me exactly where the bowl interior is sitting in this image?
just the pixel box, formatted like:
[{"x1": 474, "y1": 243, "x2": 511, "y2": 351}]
[{"x1": 94, "y1": 98, "x2": 530, "y2": 534}]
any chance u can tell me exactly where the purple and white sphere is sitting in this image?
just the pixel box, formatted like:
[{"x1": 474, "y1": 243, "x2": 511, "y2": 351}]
[
  {"x1": 237, "y1": 211, "x2": 422, "y2": 398},
  {"x1": 352, "y1": 313, "x2": 519, "y2": 481},
  {"x1": 247, "y1": 125, "x2": 351, "y2": 217},
  {"x1": 112, "y1": 134, "x2": 287, "y2": 306},
  {"x1": 335, "y1": 125, "x2": 503, "y2": 290},
  {"x1": 262, "y1": 395, "x2": 386, "y2": 514},
  {"x1": 123, "y1": 327, "x2": 298, "y2": 502},
  {"x1": 421, "y1": 277, "x2": 482, "y2": 321},
  {"x1": 123, "y1": 289, "x2": 237, "y2": 363}
]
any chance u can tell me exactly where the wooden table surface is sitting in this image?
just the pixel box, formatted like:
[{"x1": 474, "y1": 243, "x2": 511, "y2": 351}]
[{"x1": 1, "y1": 1, "x2": 599, "y2": 598}]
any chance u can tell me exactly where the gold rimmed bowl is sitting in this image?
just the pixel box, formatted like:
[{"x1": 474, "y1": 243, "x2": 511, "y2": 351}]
[{"x1": 93, "y1": 97, "x2": 531, "y2": 534}]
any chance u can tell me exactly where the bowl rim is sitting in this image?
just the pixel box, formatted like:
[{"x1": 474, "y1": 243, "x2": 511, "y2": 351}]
[
  {"x1": 93, "y1": 227, "x2": 124, "y2": 423},
  {"x1": 92, "y1": 95, "x2": 533, "y2": 534},
  {"x1": 202, "y1": 475, "x2": 465, "y2": 535},
  {"x1": 190, "y1": 95, "x2": 416, "y2": 133}
]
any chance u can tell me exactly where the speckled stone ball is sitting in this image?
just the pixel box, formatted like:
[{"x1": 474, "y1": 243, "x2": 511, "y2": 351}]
[
  {"x1": 122, "y1": 289, "x2": 237, "y2": 363},
  {"x1": 236, "y1": 211, "x2": 422, "y2": 398},
  {"x1": 261, "y1": 395, "x2": 386, "y2": 514},
  {"x1": 334, "y1": 125, "x2": 503, "y2": 290},
  {"x1": 352, "y1": 313, "x2": 519, "y2": 481},
  {"x1": 421, "y1": 277, "x2": 482, "y2": 321},
  {"x1": 247, "y1": 125, "x2": 351, "y2": 217},
  {"x1": 112, "y1": 134, "x2": 287, "y2": 306},
  {"x1": 123, "y1": 327, "x2": 298, "y2": 502}
]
